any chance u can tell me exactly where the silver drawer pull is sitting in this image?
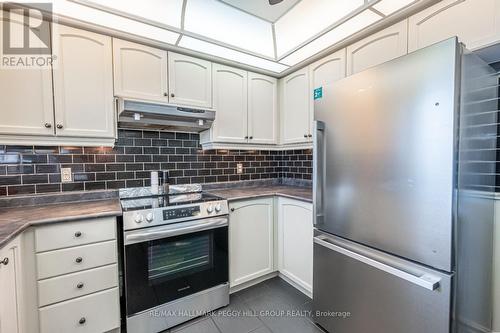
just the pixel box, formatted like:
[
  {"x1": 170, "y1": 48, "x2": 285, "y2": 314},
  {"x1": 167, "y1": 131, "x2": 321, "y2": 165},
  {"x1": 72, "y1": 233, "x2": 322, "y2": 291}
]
[
  {"x1": 314, "y1": 235, "x2": 442, "y2": 291},
  {"x1": 75, "y1": 257, "x2": 83, "y2": 264},
  {"x1": 77, "y1": 282, "x2": 84, "y2": 289},
  {"x1": 79, "y1": 317, "x2": 86, "y2": 325}
]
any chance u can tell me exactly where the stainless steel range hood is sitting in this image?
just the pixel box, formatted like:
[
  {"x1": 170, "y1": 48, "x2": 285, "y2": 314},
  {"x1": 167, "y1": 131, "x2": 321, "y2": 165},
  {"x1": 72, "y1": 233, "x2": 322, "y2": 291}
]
[{"x1": 117, "y1": 99, "x2": 215, "y2": 132}]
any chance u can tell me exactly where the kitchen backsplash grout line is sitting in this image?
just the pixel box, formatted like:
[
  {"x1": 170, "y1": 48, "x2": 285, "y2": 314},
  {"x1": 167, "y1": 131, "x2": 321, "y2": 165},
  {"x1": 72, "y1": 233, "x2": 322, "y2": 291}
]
[{"x1": 0, "y1": 129, "x2": 312, "y2": 196}]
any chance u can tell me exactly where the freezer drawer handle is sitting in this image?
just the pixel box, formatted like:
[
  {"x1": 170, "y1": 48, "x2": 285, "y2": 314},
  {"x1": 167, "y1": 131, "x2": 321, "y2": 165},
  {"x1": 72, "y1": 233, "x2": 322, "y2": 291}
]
[{"x1": 314, "y1": 236, "x2": 441, "y2": 291}]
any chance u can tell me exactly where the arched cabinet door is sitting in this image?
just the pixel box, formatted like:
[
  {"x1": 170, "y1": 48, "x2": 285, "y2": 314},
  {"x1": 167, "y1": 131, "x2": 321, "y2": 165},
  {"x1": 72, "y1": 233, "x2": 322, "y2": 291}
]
[
  {"x1": 248, "y1": 73, "x2": 278, "y2": 145},
  {"x1": 168, "y1": 52, "x2": 212, "y2": 108},
  {"x1": 53, "y1": 24, "x2": 115, "y2": 138},
  {"x1": 212, "y1": 64, "x2": 248, "y2": 144},
  {"x1": 408, "y1": 0, "x2": 500, "y2": 52},
  {"x1": 281, "y1": 68, "x2": 310, "y2": 144},
  {"x1": 277, "y1": 198, "x2": 313, "y2": 294},
  {"x1": 229, "y1": 198, "x2": 274, "y2": 287},
  {"x1": 113, "y1": 38, "x2": 168, "y2": 103}
]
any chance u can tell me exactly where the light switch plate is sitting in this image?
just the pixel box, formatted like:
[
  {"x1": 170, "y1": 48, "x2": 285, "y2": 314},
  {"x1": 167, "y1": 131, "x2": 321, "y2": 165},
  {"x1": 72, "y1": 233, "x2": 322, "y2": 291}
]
[
  {"x1": 236, "y1": 163, "x2": 243, "y2": 174},
  {"x1": 61, "y1": 168, "x2": 72, "y2": 182}
]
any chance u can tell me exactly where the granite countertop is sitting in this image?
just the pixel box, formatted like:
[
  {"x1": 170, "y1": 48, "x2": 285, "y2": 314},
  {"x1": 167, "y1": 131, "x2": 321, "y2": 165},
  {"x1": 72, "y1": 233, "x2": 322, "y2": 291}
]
[
  {"x1": 0, "y1": 199, "x2": 121, "y2": 248},
  {"x1": 208, "y1": 185, "x2": 312, "y2": 203}
]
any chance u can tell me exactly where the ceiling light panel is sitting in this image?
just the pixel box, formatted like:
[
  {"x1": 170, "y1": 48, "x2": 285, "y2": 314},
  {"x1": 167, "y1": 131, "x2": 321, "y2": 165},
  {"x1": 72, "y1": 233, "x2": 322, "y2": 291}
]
[
  {"x1": 74, "y1": 0, "x2": 183, "y2": 28},
  {"x1": 53, "y1": 1, "x2": 180, "y2": 44},
  {"x1": 280, "y1": 10, "x2": 382, "y2": 66},
  {"x1": 275, "y1": 0, "x2": 365, "y2": 58},
  {"x1": 179, "y1": 36, "x2": 289, "y2": 73},
  {"x1": 184, "y1": 0, "x2": 275, "y2": 58},
  {"x1": 372, "y1": 0, "x2": 418, "y2": 16}
]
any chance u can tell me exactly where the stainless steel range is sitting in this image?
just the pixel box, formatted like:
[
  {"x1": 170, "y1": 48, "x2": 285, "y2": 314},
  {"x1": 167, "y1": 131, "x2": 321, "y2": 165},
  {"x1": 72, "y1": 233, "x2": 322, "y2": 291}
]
[{"x1": 119, "y1": 185, "x2": 229, "y2": 333}]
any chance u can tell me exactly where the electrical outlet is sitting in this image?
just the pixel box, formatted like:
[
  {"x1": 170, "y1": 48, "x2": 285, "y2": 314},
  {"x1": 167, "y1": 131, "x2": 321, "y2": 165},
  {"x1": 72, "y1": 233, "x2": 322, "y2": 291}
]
[
  {"x1": 236, "y1": 163, "x2": 243, "y2": 174},
  {"x1": 61, "y1": 168, "x2": 73, "y2": 182}
]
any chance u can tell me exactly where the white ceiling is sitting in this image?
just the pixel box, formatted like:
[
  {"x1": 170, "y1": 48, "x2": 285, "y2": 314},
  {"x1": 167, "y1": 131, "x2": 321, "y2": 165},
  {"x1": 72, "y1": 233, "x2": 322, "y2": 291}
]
[
  {"x1": 219, "y1": 0, "x2": 301, "y2": 22},
  {"x1": 47, "y1": 0, "x2": 430, "y2": 74}
]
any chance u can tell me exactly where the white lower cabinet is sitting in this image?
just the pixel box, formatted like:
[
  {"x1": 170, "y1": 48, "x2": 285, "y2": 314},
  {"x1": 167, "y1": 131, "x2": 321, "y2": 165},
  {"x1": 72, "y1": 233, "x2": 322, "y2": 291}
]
[
  {"x1": 0, "y1": 236, "x2": 22, "y2": 333},
  {"x1": 229, "y1": 198, "x2": 275, "y2": 287},
  {"x1": 277, "y1": 198, "x2": 313, "y2": 294}
]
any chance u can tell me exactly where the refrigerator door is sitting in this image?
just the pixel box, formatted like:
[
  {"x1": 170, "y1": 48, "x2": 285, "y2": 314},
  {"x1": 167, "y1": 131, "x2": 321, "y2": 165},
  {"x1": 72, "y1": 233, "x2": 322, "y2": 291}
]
[
  {"x1": 313, "y1": 232, "x2": 452, "y2": 333},
  {"x1": 313, "y1": 38, "x2": 460, "y2": 271}
]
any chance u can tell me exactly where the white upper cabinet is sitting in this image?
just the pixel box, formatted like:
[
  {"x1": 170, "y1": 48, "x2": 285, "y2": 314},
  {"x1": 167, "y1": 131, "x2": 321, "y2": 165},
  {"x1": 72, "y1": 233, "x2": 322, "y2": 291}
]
[
  {"x1": 408, "y1": 0, "x2": 500, "y2": 52},
  {"x1": 53, "y1": 25, "x2": 115, "y2": 138},
  {"x1": 281, "y1": 68, "x2": 311, "y2": 144},
  {"x1": 0, "y1": 14, "x2": 54, "y2": 136},
  {"x1": 229, "y1": 198, "x2": 274, "y2": 287},
  {"x1": 168, "y1": 52, "x2": 212, "y2": 108},
  {"x1": 309, "y1": 49, "x2": 346, "y2": 135},
  {"x1": 113, "y1": 39, "x2": 168, "y2": 103},
  {"x1": 248, "y1": 73, "x2": 278, "y2": 145},
  {"x1": 277, "y1": 198, "x2": 313, "y2": 294},
  {"x1": 347, "y1": 20, "x2": 408, "y2": 75},
  {"x1": 212, "y1": 64, "x2": 248, "y2": 143}
]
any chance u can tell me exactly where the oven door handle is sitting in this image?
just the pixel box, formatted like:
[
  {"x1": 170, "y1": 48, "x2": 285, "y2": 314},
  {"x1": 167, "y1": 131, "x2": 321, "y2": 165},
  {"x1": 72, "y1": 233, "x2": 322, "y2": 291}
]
[{"x1": 124, "y1": 216, "x2": 228, "y2": 245}]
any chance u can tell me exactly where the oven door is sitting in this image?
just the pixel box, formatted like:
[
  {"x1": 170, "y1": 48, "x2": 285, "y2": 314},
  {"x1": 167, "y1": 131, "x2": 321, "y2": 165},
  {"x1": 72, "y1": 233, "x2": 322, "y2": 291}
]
[{"x1": 123, "y1": 216, "x2": 228, "y2": 316}]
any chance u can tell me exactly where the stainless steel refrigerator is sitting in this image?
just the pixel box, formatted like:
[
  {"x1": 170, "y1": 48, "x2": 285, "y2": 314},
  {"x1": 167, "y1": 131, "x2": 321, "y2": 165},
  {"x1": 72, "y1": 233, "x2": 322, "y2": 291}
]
[{"x1": 312, "y1": 37, "x2": 498, "y2": 333}]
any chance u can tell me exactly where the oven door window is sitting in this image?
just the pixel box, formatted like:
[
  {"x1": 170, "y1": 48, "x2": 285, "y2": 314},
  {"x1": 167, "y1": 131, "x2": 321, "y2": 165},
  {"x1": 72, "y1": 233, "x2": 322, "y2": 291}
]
[{"x1": 124, "y1": 226, "x2": 228, "y2": 316}]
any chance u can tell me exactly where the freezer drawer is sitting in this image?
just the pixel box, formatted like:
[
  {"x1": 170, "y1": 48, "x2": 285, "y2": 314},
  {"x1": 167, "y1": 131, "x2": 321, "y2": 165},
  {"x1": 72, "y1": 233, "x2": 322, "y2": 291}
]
[{"x1": 313, "y1": 233, "x2": 452, "y2": 333}]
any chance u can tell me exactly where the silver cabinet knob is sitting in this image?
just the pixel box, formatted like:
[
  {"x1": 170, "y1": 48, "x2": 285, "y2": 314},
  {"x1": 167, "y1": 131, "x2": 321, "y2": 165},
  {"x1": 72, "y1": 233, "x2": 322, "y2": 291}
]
[
  {"x1": 304, "y1": 134, "x2": 308, "y2": 138},
  {"x1": 249, "y1": 136, "x2": 253, "y2": 140},
  {"x1": 77, "y1": 282, "x2": 84, "y2": 289},
  {"x1": 44, "y1": 123, "x2": 52, "y2": 128},
  {"x1": 230, "y1": 208, "x2": 235, "y2": 212},
  {"x1": 170, "y1": 93, "x2": 175, "y2": 98},
  {"x1": 74, "y1": 231, "x2": 82, "y2": 238},
  {"x1": 308, "y1": 134, "x2": 312, "y2": 138},
  {"x1": 56, "y1": 124, "x2": 63, "y2": 129},
  {"x1": 244, "y1": 136, "x2": 249, "y2": 139},
  {"x1": 164, "y1": 92, "x2": 168, "y2": 97},
  {"x1": 0, "y1": 258, "x2": 8, "y2": 265},
  {"x1": 79, "y1": 318, "x2": 86, "y2": 325},
  {"x1": 75, "y1": 257, "x2": 83, "y2": 264}
]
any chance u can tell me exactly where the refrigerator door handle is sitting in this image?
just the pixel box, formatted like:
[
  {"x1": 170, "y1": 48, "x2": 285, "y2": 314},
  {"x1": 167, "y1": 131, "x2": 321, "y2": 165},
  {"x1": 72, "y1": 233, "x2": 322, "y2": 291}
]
[
  {"x1": 314, "y1": 235, "x2": 442, "y2": 291},
  {"x1": 313, "y1": 121, "x2": 326, "y2": 227}
]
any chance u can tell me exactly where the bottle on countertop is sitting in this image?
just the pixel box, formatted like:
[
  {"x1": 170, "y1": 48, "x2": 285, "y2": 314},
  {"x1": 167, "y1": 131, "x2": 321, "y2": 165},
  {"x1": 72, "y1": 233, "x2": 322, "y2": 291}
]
[{"x1": 159, "y1": 170, "x2": 170, "y2": 195}]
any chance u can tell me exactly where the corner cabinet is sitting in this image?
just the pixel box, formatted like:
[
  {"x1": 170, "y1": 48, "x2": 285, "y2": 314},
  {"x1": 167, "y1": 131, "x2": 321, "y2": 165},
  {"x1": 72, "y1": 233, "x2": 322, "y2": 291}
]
[
  {"x1": 281, "y1": 68, "x2": 311, "y2": 145},
  {"x1": 53, "y1": 24, "x2": 115, "y2": 139},
  {"x1": 346, "y1": 20, "x2": 408, "y2": 75},
  {"x1": 408, "y1": 0, "x2": 500, "y2": 52},
  {"x1": 113, "y1": 39, "x2": 168, "y2": 103},
  {"x1": 0, "y1": 237, "x2": 22, "y2": 333},
  {"x1": 168, "y1": 52, "x2": 212, "y2": 108},
  {"x1": 229, "y1": 198, "x2": 275, "y2": 287},
  {"x1": 277, "y1": 198, "x2": 313, "y2": 294}
]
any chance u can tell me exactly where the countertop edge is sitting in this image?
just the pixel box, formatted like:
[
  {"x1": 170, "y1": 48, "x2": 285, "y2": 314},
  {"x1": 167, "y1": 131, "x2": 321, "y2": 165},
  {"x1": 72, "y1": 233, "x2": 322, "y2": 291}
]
[{"x1": 221, "y1": 192, "x2": 312, "y2": 203}]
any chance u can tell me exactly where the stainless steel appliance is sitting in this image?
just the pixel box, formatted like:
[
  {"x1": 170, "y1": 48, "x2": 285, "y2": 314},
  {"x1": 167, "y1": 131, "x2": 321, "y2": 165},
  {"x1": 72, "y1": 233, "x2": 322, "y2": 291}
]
[
  {"x1": 313, "y1": 38, "x2": 498, "y2": 333},
  {"x1": 120, "y1": 185, "x2": 229, "y2": 333}
]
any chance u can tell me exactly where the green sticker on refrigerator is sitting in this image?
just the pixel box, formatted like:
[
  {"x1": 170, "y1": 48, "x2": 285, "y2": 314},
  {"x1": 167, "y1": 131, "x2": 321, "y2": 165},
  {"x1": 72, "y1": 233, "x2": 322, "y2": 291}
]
[{"x1": 314, "y1": 87, "x2": 323, "y2": 100}]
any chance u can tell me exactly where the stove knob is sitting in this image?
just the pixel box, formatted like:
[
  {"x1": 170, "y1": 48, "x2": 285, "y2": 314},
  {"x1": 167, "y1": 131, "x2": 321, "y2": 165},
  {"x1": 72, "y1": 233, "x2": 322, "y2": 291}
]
[
  {"x1": 215, "y1": 203, "x2": 222, "y2": 212},
  {"x1": 134, "y1": 214, "x2": 144, "y2": 224},
  {"x1": 146, "y1": 213, "x2": 154, "y2": 223},
  {"x1": 207, "y1": 205, "x2": 214, "y2": 214}
]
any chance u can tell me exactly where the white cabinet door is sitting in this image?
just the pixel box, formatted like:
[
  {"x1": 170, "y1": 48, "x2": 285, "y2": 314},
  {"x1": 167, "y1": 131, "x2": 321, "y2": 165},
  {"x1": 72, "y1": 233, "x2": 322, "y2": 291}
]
[
  {"x1": 53, "y1": 25, "x2": 115, "y2": 138},
  {"x1": 277, "y1": 198, "x2": 313, "y2": 293},
  {"x1": 212, "y1": 64, "x2": 248, "y2": 143},
  {"x1": 229, "y1": 198, "x2": 274, "y2": 287},
  {"x1": 281, "y1": 68, "x2": 310, "y2": 144},
  {"x1": 347, "y1": 20, "x2": 408, "y2": 75},
  {"x1": 168, "y1": 52, "x2": 212, "y2": 108},
  {"x1": 248, "y1": 73, "x2": 278, "y2": 145},
  {"x1": 309, "y1": 49, "x2": 346, "y2": 138},
  {"x1": 408, "y1": 0, "x2": 500, "y2": 52},
  {"x1": 0, "y1": 238, "x2": 21, "y2": 333},
  {"x1": 113, "y1": 39, "x2": 168, "y2": 103},
  {"x1": 0, "y1": 13, "x2": 54, "y2": 136}
]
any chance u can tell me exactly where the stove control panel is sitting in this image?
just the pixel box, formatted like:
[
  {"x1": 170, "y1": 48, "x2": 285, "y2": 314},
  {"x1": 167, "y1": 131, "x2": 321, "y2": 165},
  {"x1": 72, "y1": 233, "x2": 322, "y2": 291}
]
[{"x1": 163, "y1": 206, "x2": 200, "y2": 220}]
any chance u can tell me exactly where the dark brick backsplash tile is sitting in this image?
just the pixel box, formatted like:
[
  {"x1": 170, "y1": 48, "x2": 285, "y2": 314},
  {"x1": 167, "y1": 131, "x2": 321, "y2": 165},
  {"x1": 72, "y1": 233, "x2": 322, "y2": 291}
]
[{"x1": 0, "y1": 129, "x2": 312, "y2": 196}]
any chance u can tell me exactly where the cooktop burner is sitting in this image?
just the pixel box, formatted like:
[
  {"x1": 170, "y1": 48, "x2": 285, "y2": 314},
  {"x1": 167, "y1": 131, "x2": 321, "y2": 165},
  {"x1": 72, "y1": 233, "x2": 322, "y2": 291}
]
[{"x1": 120, "y1": 192, "x2": 224, "y2": 212}]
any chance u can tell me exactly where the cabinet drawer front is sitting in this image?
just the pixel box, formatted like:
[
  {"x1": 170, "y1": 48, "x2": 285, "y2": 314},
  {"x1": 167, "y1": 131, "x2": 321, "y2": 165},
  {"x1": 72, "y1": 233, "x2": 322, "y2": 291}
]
[
  {"x1": 35, "y1": 217, "x2": 116, "y2": 252},
  {"x1": 37, "y1": 241, "x2": 117, "y2": 280},
  {"x1": 38, "y1": 264, "x2": 118, "y2": 307},
  {"x1": 39, "y1": 287, "x2": 120, "y2": 333}
]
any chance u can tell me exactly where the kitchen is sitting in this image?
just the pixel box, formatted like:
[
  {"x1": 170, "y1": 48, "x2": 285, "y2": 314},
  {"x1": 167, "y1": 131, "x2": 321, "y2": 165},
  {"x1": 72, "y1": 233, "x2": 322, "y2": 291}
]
[{"x1": 0, "y1": 0, "x2": 499, "y2": 333}]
